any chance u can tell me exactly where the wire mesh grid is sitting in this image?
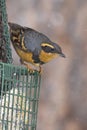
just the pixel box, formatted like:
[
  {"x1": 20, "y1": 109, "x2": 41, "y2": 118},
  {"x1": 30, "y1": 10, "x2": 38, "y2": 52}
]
[
  {"x1": 0, "y1": 62, "x2": 41, "y2": 130},
  {"x1": 0, "y1": 0, "x2": 12, "y2": 63}
]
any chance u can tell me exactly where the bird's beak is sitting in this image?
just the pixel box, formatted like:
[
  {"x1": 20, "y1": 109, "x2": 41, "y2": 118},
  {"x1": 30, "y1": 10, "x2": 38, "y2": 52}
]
[{"x1": 60, "y1": 53, "x2": 66, "y2": 58}]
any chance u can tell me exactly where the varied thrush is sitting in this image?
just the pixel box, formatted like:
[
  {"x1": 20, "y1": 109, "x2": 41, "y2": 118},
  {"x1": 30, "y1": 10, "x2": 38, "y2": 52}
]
[{"x1": 8, "y1": 22, "x2": 65, "y2": 73}]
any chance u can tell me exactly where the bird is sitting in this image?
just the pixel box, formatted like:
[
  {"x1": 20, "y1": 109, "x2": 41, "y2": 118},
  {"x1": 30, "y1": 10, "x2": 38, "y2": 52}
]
[{"x1": 8, "y1": 22, "x2": 65, "y2": 73}]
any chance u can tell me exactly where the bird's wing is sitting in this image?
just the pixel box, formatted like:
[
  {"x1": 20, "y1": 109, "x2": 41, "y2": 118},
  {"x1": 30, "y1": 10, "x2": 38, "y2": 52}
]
[
  {"x1": 23, "y1": 28, "x2": 51, "y2": 52},
  {"x1": 23, "y1": 29, "x2": 41, "y2": 53}
]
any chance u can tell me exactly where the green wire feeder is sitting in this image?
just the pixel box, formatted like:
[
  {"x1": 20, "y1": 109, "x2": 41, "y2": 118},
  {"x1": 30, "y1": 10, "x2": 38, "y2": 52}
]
[{"x1": 0, "y1": 62, "x2": 41, "y2": 130}]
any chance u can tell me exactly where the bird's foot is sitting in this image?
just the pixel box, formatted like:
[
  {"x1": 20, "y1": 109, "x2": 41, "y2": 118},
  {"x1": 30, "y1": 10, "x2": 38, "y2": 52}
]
[
  {"x1": 26, "y1": 64, "x2": 42, "y2": 74},
  {"x1": 20, "y1": 59, "x2": 42, "y2": 74},
  {"x1": 25, "y1": 63, "x2": 35, "y2": 73}
]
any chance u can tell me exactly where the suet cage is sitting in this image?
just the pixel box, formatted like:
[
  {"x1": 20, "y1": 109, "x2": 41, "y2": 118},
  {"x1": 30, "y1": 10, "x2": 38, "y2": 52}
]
[{"x1": 0, "y1": 0, "x2": 41, "y2": 130}]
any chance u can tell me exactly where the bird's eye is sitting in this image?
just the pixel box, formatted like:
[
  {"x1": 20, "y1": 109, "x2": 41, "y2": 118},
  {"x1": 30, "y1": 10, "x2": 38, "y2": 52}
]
[{"x1": 42, "y1": 45, "x2": 55, "y2": 53}]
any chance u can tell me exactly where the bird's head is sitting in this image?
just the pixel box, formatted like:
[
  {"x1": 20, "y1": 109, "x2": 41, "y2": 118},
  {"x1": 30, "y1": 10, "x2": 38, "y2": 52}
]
[{"x1": 39, "y1": 42, "x2": 65, "y2": 63}]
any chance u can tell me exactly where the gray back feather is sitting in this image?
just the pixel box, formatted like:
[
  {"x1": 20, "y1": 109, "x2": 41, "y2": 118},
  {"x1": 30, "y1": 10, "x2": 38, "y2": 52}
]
[{"x1": 24, "y1": 28, "x2": 51, "y2": 52}]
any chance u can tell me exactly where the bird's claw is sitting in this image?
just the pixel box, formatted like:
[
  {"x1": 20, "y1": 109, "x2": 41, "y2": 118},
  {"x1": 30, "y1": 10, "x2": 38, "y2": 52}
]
[
  {"x1": 28, "y1": 68, "x2": 35, "y2": 74},
  {"x1": 21, "y1": 60, "x2": 42, "y2": 74}
]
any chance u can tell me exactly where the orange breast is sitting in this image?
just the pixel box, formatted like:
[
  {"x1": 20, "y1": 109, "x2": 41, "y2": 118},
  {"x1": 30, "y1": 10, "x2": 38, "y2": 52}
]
[
  {"x1": 39, "y1": 50, "x2": 58, "y2": 63},
  {"x1": 15, "y1": 47, "x2": 34, "y2": 64}
]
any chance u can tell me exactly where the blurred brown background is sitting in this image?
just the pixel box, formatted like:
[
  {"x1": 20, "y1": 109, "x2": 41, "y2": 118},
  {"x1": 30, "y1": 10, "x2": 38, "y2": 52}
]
[{"x1": 6, "y1": 0, "x2": 87, "y2": 130}]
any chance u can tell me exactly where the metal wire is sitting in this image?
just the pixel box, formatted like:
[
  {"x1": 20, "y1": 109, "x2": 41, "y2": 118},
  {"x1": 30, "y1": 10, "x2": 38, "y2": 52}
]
[
  {"x1": 0, "y1": 0, "x2": 13, "y2": 63},
  {"x1": 0, "y1": 62, "x2": 41, "y2": 130}
]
